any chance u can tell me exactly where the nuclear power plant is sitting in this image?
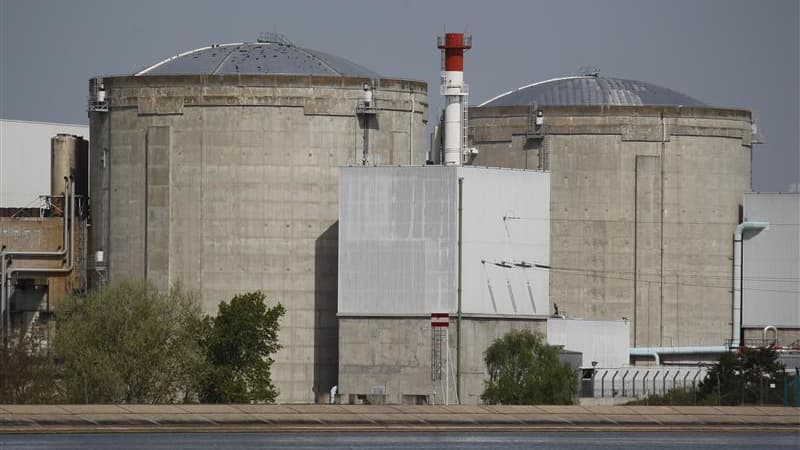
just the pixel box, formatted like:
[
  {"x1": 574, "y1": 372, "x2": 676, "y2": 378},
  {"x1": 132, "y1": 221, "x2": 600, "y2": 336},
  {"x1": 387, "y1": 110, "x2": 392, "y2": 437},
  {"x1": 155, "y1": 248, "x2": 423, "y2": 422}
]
[
  {"x1": 464, "y1": 75, "x2": 754, "y2": 352},
  {"x1": 84, "y1": 33, "x2": 427, "y2": 403},
  {"x1": 0, "y1": 31, "x2": 797, "y2": 405}
]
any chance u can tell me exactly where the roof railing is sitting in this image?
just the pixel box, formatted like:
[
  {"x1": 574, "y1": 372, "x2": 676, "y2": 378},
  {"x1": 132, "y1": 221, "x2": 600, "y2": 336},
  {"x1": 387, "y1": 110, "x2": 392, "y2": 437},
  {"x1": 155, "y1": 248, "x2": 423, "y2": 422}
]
[{"x1": 257, "y1": 32, "x2": 293, "y2": 46}]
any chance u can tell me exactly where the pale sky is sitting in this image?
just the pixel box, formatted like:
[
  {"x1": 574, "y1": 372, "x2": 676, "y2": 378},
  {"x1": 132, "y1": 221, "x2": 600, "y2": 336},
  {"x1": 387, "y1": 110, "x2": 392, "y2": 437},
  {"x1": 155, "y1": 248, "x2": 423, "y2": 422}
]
[{"x1": 1, "y1": 0, "x2": 798, "y2": 192}]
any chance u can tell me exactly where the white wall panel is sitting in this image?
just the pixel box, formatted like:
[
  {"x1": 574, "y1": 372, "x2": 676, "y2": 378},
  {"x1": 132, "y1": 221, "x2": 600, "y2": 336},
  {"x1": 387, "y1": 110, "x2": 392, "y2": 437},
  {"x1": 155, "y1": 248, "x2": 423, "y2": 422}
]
[
  {"x1": 743, "y1": 193, "x2": 800, "y2": 328},
  {"x1": 547, "y1": 318, "x2": 630, "y2": 368}
]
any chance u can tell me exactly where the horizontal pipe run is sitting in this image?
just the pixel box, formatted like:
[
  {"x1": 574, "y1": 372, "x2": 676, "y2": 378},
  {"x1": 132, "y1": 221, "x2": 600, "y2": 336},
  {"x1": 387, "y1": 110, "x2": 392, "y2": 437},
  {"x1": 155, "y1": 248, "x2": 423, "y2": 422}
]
[{"x1": 630, "y1": 346, "x2": 729, "y2": 365}]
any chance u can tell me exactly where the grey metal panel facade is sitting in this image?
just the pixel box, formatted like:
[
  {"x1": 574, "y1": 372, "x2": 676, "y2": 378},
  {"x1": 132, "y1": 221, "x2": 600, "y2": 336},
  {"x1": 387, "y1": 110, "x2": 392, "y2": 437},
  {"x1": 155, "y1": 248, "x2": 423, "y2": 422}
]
[
  {"x1": 743, "y1": 193, "x2": 800, "y2": 328},
  {"x1": 338, "y1": 166, "x2": 458, "y2": 315},
  {"x1": 481, "y1": 76, "x2": 706, "y2": 108},
  {"x1": 337, "y1": 166, "x2": 550, "y2": 317}
]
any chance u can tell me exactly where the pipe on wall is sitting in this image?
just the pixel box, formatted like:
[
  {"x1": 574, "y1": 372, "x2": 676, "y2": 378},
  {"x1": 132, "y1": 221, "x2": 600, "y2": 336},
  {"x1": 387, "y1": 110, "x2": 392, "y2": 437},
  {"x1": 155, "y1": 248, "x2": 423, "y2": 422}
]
[
  {"x1": 763, "y1": 325, "x2": 778, "y2": 346},
  {"x1": 732, "y1": 220, "x2": 769, "y2": 347},
  {"x1": 1, "y1": 178, "x2": 75, "y2": 331},
  {"x1": 630, "y1": 345, "x2": 729, "y2": 366},
  {"x1": 456, "y1": 176, "x2": 463, "y2": 404}
]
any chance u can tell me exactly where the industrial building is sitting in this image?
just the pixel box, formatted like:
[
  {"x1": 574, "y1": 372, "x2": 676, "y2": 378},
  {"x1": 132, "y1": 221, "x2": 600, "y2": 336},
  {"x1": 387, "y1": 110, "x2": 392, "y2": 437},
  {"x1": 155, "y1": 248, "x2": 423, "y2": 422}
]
[
  {"x1": 335, "y1": 37, "x2": 644, "y2": 404},
  {"x1": 86, "y1": 34, "x2": 428, "y2": 403},
  {"x1": 1, "y1": 132, "x2": 89, "y2": 338},
  {"x1": 2, "y1": 29, "x2": 794, "y2": 406},
  {"x1": 337, "y1": 165, "x2": 550, "y2": 404},
  {"x1": 740, "y1": 192, "x2": 800, "y2": 348},
  {"x1": 464, "y1": 75, "x2": 756, "y2": 355}
]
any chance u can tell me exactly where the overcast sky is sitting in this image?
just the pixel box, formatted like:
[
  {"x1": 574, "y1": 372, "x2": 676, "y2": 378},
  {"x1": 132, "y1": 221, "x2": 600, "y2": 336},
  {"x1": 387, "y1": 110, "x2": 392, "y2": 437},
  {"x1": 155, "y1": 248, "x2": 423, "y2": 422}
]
[{"x1": 1, "y1": 0, "x2": 797, "y2": 192}]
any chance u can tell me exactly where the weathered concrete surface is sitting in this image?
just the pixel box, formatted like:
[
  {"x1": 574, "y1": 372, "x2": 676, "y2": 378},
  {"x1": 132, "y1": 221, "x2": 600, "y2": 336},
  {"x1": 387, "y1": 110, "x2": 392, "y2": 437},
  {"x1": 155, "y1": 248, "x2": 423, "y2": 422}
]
[
  {"x1": 338, "y1": 316, "x2": 546, "y2": 405},
  {"x1": 0, "y1": 405, "x2": 796, "y2": 432},
  {"x1": 468, "y1": 105, "x2": 753, "y2": 349},
  {"x1": 88, "y1": 75, "x2": 428, "y2": 403}
]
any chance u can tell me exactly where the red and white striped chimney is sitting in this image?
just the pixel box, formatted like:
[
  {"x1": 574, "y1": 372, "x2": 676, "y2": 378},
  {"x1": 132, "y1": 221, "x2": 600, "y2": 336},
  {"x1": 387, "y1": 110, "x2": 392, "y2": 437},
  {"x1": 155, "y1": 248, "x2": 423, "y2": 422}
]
[{"x1": 438, "y1": 33, "x2": 471, "y2": 165}]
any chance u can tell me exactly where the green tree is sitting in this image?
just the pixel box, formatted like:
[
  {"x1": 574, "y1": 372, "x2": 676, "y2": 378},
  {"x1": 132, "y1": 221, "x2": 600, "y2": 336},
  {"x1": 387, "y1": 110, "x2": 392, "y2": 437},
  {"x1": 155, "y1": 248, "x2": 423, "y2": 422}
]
[
  {"x1": 481, "y1": 329, "x2": 576, "y2": 405},
  {"x1": 699, "y1": 346, "x2": 785, "y2": 405},
  {"x1": 53, "y1": 280, "x2": 203, "y2": 403},
  {"x1": 198, "y1": 291, "x2": 285, "y2": 403}
]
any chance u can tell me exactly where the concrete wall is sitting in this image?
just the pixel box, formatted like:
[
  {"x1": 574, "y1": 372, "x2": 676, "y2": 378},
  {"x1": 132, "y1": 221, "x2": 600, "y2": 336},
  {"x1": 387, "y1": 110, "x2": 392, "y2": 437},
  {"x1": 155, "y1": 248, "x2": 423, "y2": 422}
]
[
  {"x1": 0, "y1": 120, "x2": 89, "y2": 207},
  {"x1": 468, "y1": 105, "x2": 753, "y2": 348},
  {"x1": 338, "y1": 316, "x2": 546, "y2": 405},
  {"x1": 547, "y1": 318, "x2": 630, "y2": 368},
  {"x1": 88, "y1": 74, "x2": 427, "y2": 403}
]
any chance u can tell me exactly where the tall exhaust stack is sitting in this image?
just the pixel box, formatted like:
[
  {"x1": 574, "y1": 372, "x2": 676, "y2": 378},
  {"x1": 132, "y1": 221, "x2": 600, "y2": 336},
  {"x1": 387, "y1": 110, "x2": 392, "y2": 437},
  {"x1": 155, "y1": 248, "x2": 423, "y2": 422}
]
[{"x1": 438, "y1": 33, "x2": 471, "y2": 165}]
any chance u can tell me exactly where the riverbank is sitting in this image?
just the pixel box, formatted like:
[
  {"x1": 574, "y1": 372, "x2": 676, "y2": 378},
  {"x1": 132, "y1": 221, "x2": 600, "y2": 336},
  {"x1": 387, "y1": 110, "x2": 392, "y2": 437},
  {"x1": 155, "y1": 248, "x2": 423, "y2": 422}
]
[{"x1": 1, "y1": 404, "x2": 797, "y2": 433}]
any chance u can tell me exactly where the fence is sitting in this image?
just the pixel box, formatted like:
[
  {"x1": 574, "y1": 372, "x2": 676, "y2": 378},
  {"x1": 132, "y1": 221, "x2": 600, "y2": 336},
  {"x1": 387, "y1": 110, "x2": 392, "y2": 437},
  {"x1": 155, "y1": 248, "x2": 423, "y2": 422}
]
[{"x1": 587, "y1": 366, "x2": 707, "y2": 399}]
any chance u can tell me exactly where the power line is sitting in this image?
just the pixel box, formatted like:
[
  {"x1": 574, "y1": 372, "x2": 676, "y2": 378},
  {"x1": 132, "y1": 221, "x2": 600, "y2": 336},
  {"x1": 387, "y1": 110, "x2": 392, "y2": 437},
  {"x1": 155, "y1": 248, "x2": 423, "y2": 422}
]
[{"x1": 537, "y1": 265, "x2": 800, "y2": 294}]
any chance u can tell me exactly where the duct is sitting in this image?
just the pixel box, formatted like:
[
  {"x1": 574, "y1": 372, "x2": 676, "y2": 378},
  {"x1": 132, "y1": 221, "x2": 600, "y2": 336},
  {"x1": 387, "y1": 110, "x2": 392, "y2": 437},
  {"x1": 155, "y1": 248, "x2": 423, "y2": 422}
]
[
  {"x1": 763, "y1": 326, "x2": 778, "y2": 346},
  {"x1": 630, "y1": 346, "x2": 729, "y2": 366},
  {"x1": 1, "y1": 178, "x2": 75, "y2": 331},
  {"x1": 732, "y1": 220, "x2": 769, "y2": 347}
]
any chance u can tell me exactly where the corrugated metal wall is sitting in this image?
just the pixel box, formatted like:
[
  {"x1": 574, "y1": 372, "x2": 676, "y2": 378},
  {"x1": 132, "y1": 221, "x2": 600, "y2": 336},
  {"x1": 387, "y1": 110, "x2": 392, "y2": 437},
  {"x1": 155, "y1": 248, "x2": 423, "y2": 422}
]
[{"x1": 338, "y1": 166, "x2": 550, "y2": 317}]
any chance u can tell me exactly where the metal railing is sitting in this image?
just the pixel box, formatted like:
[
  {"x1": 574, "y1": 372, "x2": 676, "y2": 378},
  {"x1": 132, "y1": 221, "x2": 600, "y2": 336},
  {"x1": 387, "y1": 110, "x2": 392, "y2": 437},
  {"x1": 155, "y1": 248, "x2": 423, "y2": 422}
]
[{"x1": 588, "y1": 366, "x2": 708, "y2": 399}]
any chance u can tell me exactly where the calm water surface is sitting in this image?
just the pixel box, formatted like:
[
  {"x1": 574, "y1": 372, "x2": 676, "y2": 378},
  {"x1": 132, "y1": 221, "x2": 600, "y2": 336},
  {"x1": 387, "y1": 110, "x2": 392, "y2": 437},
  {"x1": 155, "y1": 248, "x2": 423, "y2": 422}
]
[{"x1": 0, "y1": 431, "x2": 797, "y2": 449}]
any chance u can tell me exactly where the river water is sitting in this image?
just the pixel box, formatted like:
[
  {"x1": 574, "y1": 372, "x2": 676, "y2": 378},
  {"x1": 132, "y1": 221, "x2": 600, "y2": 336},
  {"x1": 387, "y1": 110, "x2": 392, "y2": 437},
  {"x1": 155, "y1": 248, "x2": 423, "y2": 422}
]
[{"x1": 0, "y1": 431, "x2": 797, "y2": 449}]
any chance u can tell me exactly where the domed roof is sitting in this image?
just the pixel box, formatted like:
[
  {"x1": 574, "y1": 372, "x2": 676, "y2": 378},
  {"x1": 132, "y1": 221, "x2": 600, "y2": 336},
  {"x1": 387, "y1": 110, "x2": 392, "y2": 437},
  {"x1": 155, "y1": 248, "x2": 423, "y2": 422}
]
[
  {"x1": 135, "y1": 34, "x2": 379, "y2": 78},
  {"x1": 479, "y1": 75, "x2": 706, "y2": 108}
]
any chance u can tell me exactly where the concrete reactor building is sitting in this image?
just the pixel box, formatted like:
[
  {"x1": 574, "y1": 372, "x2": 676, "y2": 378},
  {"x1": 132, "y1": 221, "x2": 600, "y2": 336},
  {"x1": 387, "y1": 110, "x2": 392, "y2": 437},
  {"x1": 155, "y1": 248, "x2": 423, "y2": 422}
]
[
  {"x1": 465, "y1": 74, "x2": 755, "y2": 356},
  {"x1": 87, "y1": 34, "x2": 428, "y2": 403}
]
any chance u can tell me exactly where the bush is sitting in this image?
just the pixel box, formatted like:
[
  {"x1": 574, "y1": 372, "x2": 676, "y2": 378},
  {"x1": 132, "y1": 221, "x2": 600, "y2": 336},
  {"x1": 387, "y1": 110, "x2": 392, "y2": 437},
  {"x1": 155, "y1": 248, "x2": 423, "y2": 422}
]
[
  {"x1": 0, "y1": 330, "x2": 57, "y2": 403},
  {"x1": 699, "y1": 346, "x2": 786, "y2": 405},
  {"x1": 53, "y1": 280, "x2": 203, "y2": 403},
  {"x1": 481, "y1": 329, "x2": 576, "y2": 405}
]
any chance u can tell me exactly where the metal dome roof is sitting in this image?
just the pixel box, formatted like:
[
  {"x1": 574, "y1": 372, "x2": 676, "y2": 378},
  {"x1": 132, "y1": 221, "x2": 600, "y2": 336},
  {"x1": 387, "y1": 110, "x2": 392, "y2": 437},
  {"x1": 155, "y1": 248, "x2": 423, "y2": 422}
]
[
  {"x1": 479, "y1": 75, "x2": 706, "y2": 107},
  {"x1": 135, "y1": 34, "x2": 379, "y2": 78}
]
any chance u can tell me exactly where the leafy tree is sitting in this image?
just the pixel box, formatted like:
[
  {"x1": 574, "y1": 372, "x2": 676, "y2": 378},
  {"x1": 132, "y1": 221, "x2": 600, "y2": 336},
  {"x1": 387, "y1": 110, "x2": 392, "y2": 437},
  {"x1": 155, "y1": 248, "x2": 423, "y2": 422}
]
[
  {"x1": 699, "y1": 346, "x2": 786, "y2": 405},
  {"x1": 481, "y1": 329, "x2": 576, "y2": 405},
  {"x1": 198, "y1": 291, "x2": 285, "y2": 403},
  {"x1": 0, "y1": 330, "x2": 57, "y2": 403},
  {"x1": 53, "y1": 280, "x2": 203, "y2": 403}
]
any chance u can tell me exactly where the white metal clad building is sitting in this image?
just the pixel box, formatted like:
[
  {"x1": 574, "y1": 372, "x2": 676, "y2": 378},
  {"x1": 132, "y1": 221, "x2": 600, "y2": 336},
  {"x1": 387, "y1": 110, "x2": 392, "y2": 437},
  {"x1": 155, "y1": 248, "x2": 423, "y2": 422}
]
[
  {"x1": 0, "y1": 119, "x2": 89, "y2": 207},
  {"x1": 742, "y1": 193, "x2": 800, "y2": 335},
  {"x1": 547, "y1": 318, "x2": 630, "y2": 368},
  {"x1": 336, "y1": 165, "x2": 550, "y2": 404}
]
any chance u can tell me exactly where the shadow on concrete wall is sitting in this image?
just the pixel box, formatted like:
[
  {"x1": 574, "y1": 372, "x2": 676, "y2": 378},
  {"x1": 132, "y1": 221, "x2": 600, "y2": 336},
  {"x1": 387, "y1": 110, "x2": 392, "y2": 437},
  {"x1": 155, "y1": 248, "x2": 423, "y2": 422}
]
[{"x1": 314, "y1": 222, "x2": 339, "y2": 403}]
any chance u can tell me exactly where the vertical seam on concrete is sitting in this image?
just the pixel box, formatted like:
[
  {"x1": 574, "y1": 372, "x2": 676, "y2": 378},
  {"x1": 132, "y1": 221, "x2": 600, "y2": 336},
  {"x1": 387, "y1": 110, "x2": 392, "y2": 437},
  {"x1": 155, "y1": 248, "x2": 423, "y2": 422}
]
[
  {"x1": 660, "y1": 113, "x2": 666, "y2": 347},
  {"x1": 144, "y1": 129, "x2": 149, "y2": 281},
  {"x1": 634, "y1": 155, "x2": 638, "y2": 347},
  {"x1": 200, "y1": 111, "x2": 204, "y2": 295}
]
